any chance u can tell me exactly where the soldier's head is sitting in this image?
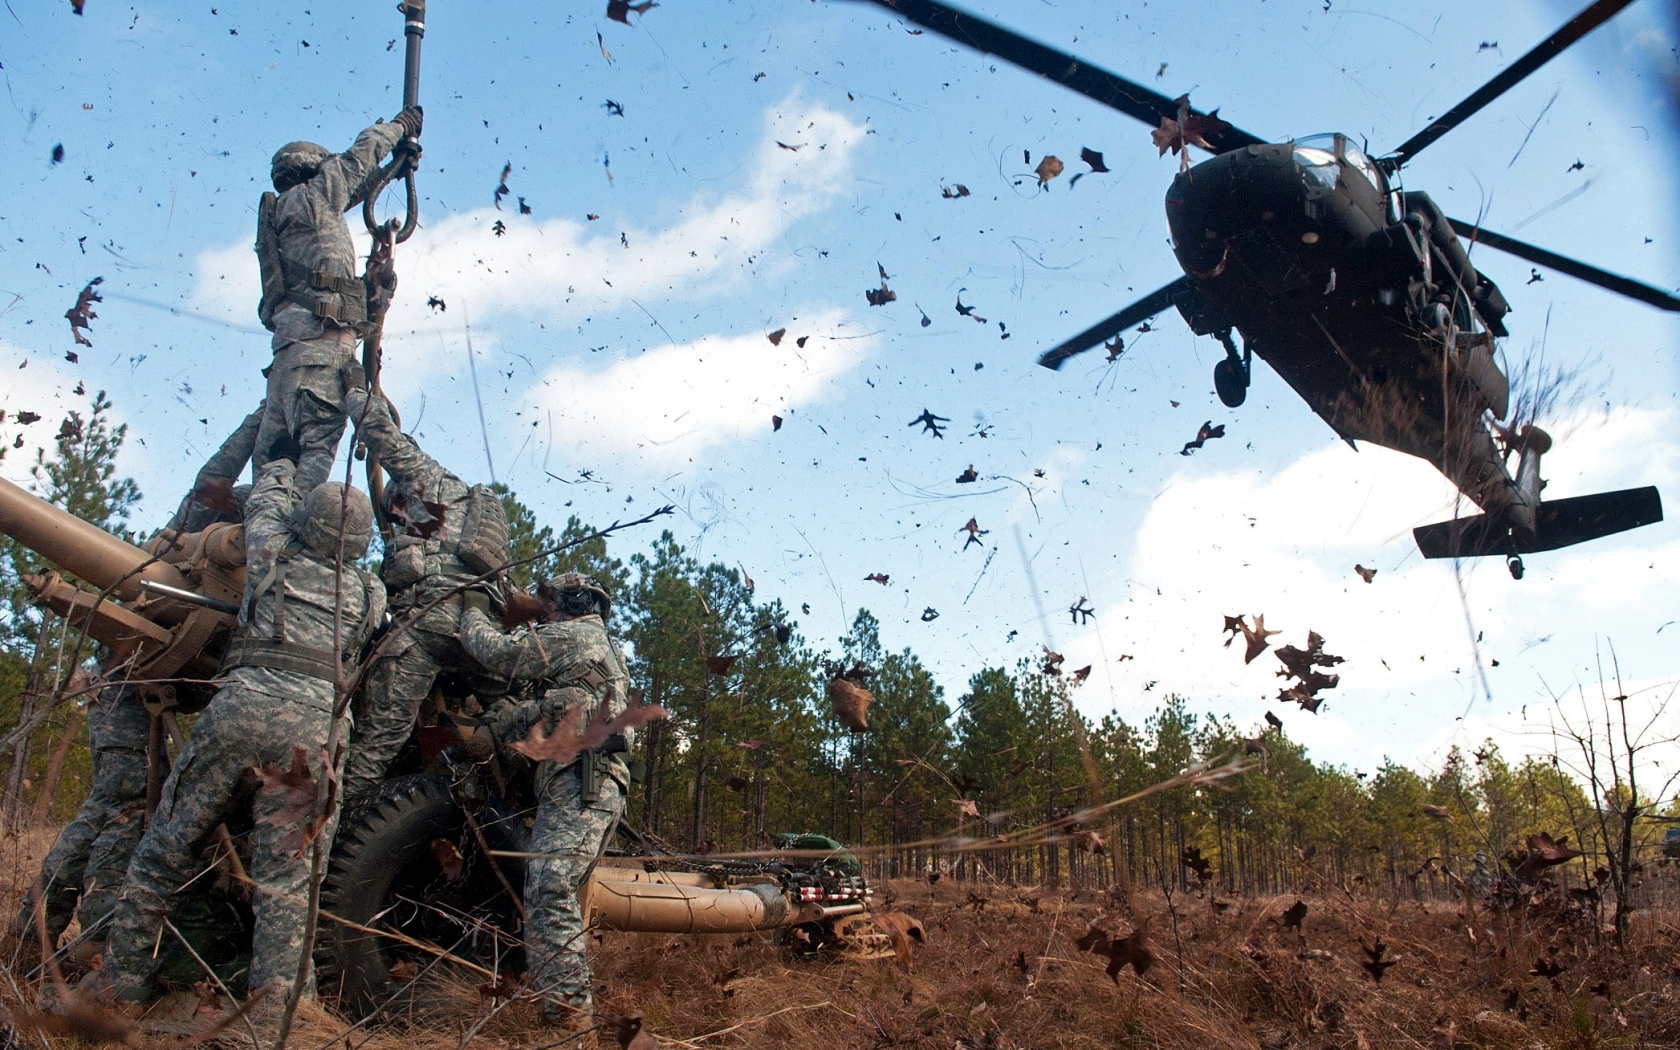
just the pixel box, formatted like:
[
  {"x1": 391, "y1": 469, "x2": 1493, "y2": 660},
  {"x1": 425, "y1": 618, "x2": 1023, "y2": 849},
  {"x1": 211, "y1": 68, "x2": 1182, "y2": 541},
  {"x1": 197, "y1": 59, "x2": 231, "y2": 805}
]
[
  {"x1": 271, "y1": 141, "x2": 331, "y2": 192},
  {"x1": 292, "y1": 482, "x2": 375, "y2": 561},
  {"x1": 536, "y1": 573, "x2": 611, "y2": 622}
]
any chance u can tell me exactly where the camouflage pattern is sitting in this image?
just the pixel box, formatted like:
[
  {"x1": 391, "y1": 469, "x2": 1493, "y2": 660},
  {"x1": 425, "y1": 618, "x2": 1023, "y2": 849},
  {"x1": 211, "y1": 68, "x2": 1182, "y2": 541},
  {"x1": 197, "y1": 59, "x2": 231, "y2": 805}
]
[
  {"x1": 456, "y1": 608, "x2": 632, "y2": 1016},
  {"x1": 165, "y1": 402, "x2": 264, "y2": 533},
  {"x1": 13, "y1": 683, "x2": 149, "y2": 948},
  {"x1": 252, "y1": 121, "x2": 404, "y2": 493},
  {"x1": 522, "y1": 766, "x2": 625, "y2": 1018},
  {"x1": 104, "y1": 459, "x2": 385, "y2": 1003},
  {"x1": 340, "y1": 388, "x2": 489, "y2": 798}
]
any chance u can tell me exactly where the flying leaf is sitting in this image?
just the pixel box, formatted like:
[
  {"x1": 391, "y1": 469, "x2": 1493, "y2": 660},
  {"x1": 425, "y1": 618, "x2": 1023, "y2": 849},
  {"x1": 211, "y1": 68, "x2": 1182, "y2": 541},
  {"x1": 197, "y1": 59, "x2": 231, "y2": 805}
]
[
  {"x1": 1229, "y1": 614, "x2": 1281, "y2": 664},
  {"x1": 511, "y1": 693, "x2": 671, "y2": 768},
  {"x1": 603, "y1": 1011, "x2": 659, "y2": 1050},
  {"x1": 1420, "y1": 804, "x2": 1457, "y2": 825},
  {"x1": 253, "y1": 744, "x2": 337, "y2": 857},
  {"x1": 920, "y1": 606, "x2": 939, "y2": 622},
  {"x1": 771, "y1": 414, "x2": 783, "y2": 432},
  {"x1": 1180, "y1": 419, "x2": 1225, "y2": 455},
  {"x1": 865, "y1": 572, "x2": 890, "y2": 585},
  {"x1": 910, "y1": 408, "x2": 949, "y2": 437},
  {"x1": 1181, "y1": 844, "x2": 1213, "y2": 882},
  {"x1": 605, "y1": 0, "x2": 657, "y2": 25},
  {"x1": 1074, "y1": 829, "x2": 1105, "y2": 854},
  {"x1": 501, "y1": 590, "x2": 546, "y2": 630},
  {"x1": 1080, "y1": 146, "x2": 1110, "y2": 173},
  {"x1": 1354, "y1": 564, "x2": 1377, "y2": 583},
  {"x1": 866, "y1": 262, "x2": 897, "y2": 307},
  {"x1": 1280, "y1": 899, "x2": 1308, "y2": 930},
  {"x1": 956, "y1": 465, "x2": 978, "y2": 484},
  {"x1": 1361, "y1": 939, "x2": 1398, "y2": 982},
  {"x1": 867, "y1": 912, "x2": 927, "y2": 968},
  {"x1": 953, "y1": 798, "x2": 981, "y2": 819},
  {"x1": 1509, "y1": 831, "x2": 1582, "y2": 882},
  {"x1": 705, "y1": 654, "x2": 737, "y2": 676},
  {"x1": 493, "y1": 162, "x2": 512, "y2": 209},
  {"x1": 1033, "y1": 155, "x2": 1064, "y2": 186},
  {"x1": 65, "y1": 276, "x2": 103, "y2": 347},
  {"x1": 941, "y1": 183, "x2": 971, "y2": 199},
  {"x1": 767, "y1": 327, "x2": 786, "y2": 345}
]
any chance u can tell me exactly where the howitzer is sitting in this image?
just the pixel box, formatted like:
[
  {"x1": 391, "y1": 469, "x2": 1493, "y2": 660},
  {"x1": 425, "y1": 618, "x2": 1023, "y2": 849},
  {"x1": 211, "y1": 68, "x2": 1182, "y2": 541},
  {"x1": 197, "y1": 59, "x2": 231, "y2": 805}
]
[
  {"x1": 0, "y1": 475, "x2": 244, "y2": 712},
  {"x1": 0, "y1": 479, "x2": 890, "y2": 1005}
]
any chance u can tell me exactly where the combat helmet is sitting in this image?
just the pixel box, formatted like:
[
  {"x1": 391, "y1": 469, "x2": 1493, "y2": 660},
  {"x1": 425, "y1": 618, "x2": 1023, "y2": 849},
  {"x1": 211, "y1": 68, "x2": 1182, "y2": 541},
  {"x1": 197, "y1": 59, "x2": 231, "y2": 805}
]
[
  {"x1": 271, "y1": 141, "x2": 331, "y2": 192},
  {"x1": 292, "y1": 482, "x2": 375, "y2": 561},
  {"x1": 538, "y1": 572, "x2": 612, "y2": 622}
]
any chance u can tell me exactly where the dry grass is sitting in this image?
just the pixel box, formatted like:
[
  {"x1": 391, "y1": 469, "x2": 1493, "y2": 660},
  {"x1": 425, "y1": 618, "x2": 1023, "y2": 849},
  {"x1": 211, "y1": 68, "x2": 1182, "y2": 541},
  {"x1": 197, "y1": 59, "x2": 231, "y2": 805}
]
[{"x1": 4, "y1": 865, "x2": 1679, "y2": 1050}]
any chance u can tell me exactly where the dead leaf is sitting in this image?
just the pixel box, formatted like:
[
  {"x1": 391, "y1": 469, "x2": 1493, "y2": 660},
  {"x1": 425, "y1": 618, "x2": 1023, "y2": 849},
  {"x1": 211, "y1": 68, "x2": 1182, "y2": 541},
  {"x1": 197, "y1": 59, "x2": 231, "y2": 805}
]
[
  {"x1": 867, "y1": 912, "x2": 927, "y2": 968},
  {"x1": 429, "y1": 838, "x2": 465, "y2": 881},
  {"x1": 501, "y1": 589, "x2": 546, "y2": 630},
  {"x1": 1280, "y1": 899, "x2": 1308, "y2": 929},
  {"x1": 771, "y1": 414, "x2": 783, "y2": 432},
  {"x1": 510, "y1": 693, "x2": 671, "y2": 768},
  {"x1": 493, "y1": 162, "x2": 512, "y2": 210},
  {"x1": 767, "y1": 327, "x2": 786, "y2": 345},
  {"x1": 1180, "y1": 419, "x2": 1226, "y2": 455},
  {"x1": 253, "y1": 744, "x2": 335, "y2": 857},
  {"x1": 1182, "y1": 844, "x2": 1213, "y2": 882},
  {"x1": 705, "y1": 654, "x2": 737, "y2": 676},
  {"x1": 867, "y1": 261, "x2": 897, "y2": 306},
  {"x1": 1361, "y1": 939, "x2": 1397, "y2": 982},
  {"x1": 1033, "y1": 155, "x2": 1064, "y2": 186},
  {"x1": 953, "y1": 798, "x2": 981, "y2": 819},
  {"x1": 1355, "y1": 564, "x2": 1377, "y2": 583},
  {"x1": 65, "y1": 276, "x2": 103, "y2": 347},
  {"x1": 1508, "y1": 831, "x2": 1582, "y2": 882},
  {"x1": 1074, "y1": 829, "x2": 1104, "y2": 854},
  {"x1": 605, "y1": 0, "x2": 656, "y2": 25},
  {"x1": 1421, "y1": 804, "x2": 1457, "y2": 826},
  {"x1": 941, "y1": 183, "x2": 971, "y2": 199},
  {"x1": 1224, "y1": 614, "x2": 1281, "y2": 664},
  {"x1": 1150, "y1": 94, "x2": 1234, "y2": 172},
  {"x1": 865, "y1": 572, "x2": 890, "y2": 585},
  {"x1": 1080, "y1": 146, "x2": 1110, "y2": 173},
  {"x1": 956, "y1": 465, "x2": 978, "y2": 484}
]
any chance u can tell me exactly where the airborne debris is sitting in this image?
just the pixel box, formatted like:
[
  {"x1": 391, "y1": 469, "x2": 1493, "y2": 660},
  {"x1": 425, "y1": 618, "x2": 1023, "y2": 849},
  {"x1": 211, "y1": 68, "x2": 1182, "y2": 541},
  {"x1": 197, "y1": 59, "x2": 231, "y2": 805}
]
[
  {"x1": 955, "y1": 290, "x2": 986, "y2": 323},
  {"x1": 1180, "y1": 420, "x2": 1225, "y2": 455},
  {"x1": 493, "y1": 162, "x2": 512, "y2": 209},
  {"x1": 956, "y1": 465, "x2": 978, "y2": 484},
  {"x1": 1274, "y1": 631, "x2": 1343, "y2": 712},
  {"x1": 941, "y1": 183, "x2": 970, "y2": 199},
  {"x1": 1151, "y1": 94, "x2": 1234, "y2": 172},
  {"x1": 767, "y1": 327, "x2": 786, "y2": 345},
  {"x1": 921, "y1": 607, "x2": 939, "y2": 622},
  {"x1": 1032, "y1": 155, "x2": 1063, "y2": 187},
  {"x1": 512, "y1": 692, "x2": 670, "y2": 768},
  {"x1": 961, "y1": 517, "x2": 988, "y2": 550},
  {"x1": 865, "y1": 572, "x2": 890, "y2": 585},
  {"x1": 909, "y1": 408, "x2": 949, "y2": 438},
  {"x1": 1069, "y1": 597, "x2": 1094, "y2": 624},
  {"x1": 1361, "y1": 939, "x2": 1398, "y2": 982},
  {"x1": 606, "y1": 0, "x2": 657, "y2": 24},
  {"x1": 866, "y1": 262, "x2": 897, "y2": 306},
  {"x1": 1354, "y1": 563, "x2": 1377, "y2": 583},
  {"x1": 65, "y1": 276, "x2": 103, "y2": 347},
  {"x1": 1074, "y1": 919, "x2": 1153, "y2": 981},
  {"x1": 771, "y1": 414, "x2": 782, "y2": 432},
  {"x1": 1223, "y1": 613, "x2": 1281, "y2": 664}
]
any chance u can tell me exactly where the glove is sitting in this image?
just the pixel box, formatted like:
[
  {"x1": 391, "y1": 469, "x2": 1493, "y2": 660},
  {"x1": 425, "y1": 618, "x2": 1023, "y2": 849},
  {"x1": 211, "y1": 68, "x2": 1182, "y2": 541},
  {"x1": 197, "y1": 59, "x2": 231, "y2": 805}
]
[
  {"x1": 265, "y1": 430, "x2": 302, "y2": 466},
  {"x1": 393, "y1": 105, "x2": 423, "y2": 139},
  {"x1": 461, "y1": 589, "x2": 492, "y2": 619},
  {"x1": 342, "y1": 362, "x2": 368, "y2": 396}
]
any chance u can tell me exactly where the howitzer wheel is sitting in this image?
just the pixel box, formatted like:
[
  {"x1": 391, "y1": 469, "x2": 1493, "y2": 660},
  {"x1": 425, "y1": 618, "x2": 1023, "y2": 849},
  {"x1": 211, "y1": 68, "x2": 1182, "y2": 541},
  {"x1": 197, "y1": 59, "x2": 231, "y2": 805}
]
[{"x1": 318, "y1": 774, "x2": 526, "y2": 1018}]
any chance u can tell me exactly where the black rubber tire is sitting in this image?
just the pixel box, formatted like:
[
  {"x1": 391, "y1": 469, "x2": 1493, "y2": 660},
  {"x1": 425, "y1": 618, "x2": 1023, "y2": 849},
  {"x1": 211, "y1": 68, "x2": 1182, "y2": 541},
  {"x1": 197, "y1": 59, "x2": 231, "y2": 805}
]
[
  {"x1": 1214, "y1": 357, "x2": 1247, "y2": 408},
  {"x1": 318, "y1": 774, "x2": 526, "y2": 1016}
]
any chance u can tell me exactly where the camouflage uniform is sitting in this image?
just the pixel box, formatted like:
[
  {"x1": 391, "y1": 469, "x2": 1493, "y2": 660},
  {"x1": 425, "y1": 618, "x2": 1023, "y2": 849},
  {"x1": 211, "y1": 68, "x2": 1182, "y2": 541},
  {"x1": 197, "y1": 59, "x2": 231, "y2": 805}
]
[
  {"x1": 14, "y1": 683, "x2": 149, "y2": 952},
  {"x1": 340, "y1": 388, "x2": 501, "y2": 798},
  {"x1": 104, "y1": 460, "x2": 385, "y2": 1004},
  {"x1": 14, "y1": 410, "x2": 265, "y2": 953},
  {"x1": 252, "y1": 121, "x2": 405, "y2": 493},
  {"x1": 164, "y1": 402, "x2": 264, "y2": 533},
  {"x1": 457, "y1": 605, "x2": 632, "y2": 1018}
]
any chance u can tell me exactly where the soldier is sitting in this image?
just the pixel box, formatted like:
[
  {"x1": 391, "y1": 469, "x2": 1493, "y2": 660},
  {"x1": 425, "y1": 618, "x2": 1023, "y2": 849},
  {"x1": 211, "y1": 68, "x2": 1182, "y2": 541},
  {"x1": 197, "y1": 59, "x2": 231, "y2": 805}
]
[
  {"x1": 338, "y1": 387, "x2": 510, "y2": 801},
  {"x1": 456, "y1": 574, "x2": 632, "y2": 1025},
  {"x1": 12, "y1": 407, "x2": 265, "y2": 963},
  {"x1": 101, "y1": 452, "x2": 385, "y2": 1009},
  {"x1": 253, "y1": 108, "x2": 420, "y2": 493}
]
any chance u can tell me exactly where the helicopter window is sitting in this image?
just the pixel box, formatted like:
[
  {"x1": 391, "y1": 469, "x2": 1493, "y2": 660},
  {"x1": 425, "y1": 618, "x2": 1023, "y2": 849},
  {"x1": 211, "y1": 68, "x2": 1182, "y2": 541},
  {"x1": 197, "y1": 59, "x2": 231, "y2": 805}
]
[{"x1": 1293, "y1": 133, "x2": 1386, "y2": 197}]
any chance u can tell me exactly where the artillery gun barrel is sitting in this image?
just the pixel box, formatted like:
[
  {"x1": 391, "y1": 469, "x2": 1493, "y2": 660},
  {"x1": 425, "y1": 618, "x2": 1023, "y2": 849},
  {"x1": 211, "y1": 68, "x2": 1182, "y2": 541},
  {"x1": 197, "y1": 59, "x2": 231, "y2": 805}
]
[{"x1": 0, "y1": 475, "x2": 189, "y2": 600}]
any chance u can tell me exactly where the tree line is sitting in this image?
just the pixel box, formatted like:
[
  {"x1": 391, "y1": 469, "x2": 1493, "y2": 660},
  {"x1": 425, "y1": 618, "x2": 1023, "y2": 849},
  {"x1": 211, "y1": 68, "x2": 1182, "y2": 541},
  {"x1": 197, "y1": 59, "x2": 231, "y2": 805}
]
[{"x1": 1, "y1": 394, "x2": 1671, "y2": 916}]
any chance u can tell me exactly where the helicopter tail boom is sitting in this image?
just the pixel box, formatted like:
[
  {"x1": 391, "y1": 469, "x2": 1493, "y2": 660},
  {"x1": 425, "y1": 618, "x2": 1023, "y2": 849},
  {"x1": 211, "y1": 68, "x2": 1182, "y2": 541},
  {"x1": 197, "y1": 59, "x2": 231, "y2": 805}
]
[{"x1": 1413, "y1": 486, "x2": 1662, "y2": 561}]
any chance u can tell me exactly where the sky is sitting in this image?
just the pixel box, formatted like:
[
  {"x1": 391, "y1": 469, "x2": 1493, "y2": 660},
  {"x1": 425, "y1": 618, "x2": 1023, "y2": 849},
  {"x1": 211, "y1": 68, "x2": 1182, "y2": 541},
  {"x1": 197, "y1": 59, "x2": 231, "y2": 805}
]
[{"x1": 1, "y1": 0, "x2": 1678, "y2": 781}]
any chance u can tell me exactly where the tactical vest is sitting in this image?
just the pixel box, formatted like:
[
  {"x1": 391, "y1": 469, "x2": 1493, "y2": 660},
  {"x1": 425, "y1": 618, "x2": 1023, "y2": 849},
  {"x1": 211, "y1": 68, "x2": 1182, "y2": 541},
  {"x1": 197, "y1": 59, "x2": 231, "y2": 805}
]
[
  {"x1": 222, "y1": 548, "x2": 371, "y2": 683},
  {"x1": 382, "y1": 483, "x2": 510, "y2": 592},
  {"x1": 256, "y1": 190, "x2": 369, "y2": 332}
]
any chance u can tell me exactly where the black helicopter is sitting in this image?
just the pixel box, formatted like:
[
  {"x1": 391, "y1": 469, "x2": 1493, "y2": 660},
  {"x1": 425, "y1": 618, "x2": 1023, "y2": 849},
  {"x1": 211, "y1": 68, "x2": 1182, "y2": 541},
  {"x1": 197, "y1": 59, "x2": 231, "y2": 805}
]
[{"x1": 857, "y1": 0, "x2": 1677, "y2": 578}]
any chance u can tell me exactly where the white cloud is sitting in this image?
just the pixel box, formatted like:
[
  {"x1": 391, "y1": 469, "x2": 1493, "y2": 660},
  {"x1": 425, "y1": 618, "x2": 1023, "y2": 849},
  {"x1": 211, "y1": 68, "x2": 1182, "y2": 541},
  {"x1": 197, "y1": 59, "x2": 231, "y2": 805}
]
[
  {"x1": 529, "y1": 309, "x2": 875, "y2": 463},
  {"x1": 1059, "y1": 405, "x2": 1680, "y2": 767},
  {"x1": 190, "y1": 94, "x2": 872, "y2": 360},
  {"x1": 0, "y1": 343, "x2": 113, "y2": 486}
]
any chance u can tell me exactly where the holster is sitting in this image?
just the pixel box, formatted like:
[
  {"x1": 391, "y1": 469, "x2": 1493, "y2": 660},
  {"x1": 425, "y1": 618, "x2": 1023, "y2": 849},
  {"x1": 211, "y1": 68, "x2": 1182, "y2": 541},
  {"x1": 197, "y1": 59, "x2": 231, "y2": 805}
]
[{"x1": 578, "y1": 733, "x2": 629, "y2": 805}]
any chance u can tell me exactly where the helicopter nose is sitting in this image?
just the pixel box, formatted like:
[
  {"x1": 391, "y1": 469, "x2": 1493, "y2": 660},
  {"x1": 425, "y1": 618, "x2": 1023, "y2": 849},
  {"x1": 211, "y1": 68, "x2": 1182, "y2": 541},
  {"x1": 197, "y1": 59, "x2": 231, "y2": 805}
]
[{"x1": 1164, "y1": 143, "x2": 1301, "y2": 277}]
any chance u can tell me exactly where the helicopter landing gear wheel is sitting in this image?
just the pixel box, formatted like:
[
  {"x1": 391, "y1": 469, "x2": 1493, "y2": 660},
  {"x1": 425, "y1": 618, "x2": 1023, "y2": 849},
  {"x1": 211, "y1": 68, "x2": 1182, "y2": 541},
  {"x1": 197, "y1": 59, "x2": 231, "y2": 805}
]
[
  {"x1": 1506, "y1": 555, "x2": 1525, "y2": 580},
  {"x1": 1214, "y1": 358, "x2": 1247, "y2": 408}
]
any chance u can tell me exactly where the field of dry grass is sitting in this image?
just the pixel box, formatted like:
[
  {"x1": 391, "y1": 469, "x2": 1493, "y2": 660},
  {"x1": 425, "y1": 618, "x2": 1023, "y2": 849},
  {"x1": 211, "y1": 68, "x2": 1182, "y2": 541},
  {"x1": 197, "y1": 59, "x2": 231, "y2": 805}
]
[{"x1": 3, "y1": 816, "x2": 1678, "y2": 1050}]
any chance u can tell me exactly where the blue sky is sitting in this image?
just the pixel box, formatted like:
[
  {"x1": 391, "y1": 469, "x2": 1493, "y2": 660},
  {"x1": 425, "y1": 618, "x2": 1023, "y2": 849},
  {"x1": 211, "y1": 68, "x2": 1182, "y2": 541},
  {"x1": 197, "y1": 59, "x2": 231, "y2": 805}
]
[{"x1": 2, "y1": 0, "x2": 1678, "y2": 777}]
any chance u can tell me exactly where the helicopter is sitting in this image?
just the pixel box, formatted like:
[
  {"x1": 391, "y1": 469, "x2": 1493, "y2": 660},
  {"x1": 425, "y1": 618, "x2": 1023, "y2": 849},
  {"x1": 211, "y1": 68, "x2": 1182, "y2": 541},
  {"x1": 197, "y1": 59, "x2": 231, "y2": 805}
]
[{"x1": 855, "y1": 0, "x2": 1677, "y2": 579}]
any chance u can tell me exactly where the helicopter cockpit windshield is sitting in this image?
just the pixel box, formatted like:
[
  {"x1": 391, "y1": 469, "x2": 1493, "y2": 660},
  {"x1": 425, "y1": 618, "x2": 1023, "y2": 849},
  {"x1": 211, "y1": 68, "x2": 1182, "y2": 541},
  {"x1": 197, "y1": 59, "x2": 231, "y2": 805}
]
[{"x1": 1292, "y1": 133, "x2": 1388, "y2": 202}]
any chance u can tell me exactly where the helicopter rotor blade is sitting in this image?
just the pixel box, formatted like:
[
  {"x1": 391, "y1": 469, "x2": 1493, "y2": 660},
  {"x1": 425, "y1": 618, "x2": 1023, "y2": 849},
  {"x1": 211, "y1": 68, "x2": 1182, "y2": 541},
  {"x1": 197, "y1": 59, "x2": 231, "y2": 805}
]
[
  {"x1": 848, "y1": 0, "x2": 1264, "y2": 153},
  {"x1": 1450, "y1": 218, "x2": 1680, "y2": 313},
  {"x1": 1037, "y1": 277, "x2": 1193, "y2": 371},
  {"x1": 1385, "y1": 0, "x2": 1636, "y2": 168}
]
